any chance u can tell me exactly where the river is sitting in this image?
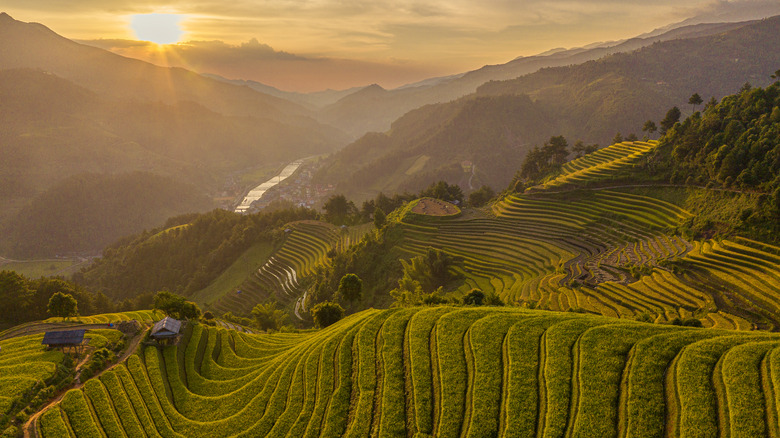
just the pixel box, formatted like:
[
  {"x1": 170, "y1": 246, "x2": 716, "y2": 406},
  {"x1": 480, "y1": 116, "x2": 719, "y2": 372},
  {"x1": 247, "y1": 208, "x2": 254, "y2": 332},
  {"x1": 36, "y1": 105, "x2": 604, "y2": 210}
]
[{"x1": 235, "y1": 160, "x2": 303, "y2": 213}]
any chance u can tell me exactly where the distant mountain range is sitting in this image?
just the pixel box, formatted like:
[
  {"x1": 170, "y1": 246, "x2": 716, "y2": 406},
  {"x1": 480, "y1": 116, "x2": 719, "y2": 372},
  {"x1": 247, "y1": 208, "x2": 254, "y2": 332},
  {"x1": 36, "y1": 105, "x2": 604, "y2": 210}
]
[
  {"x1": 313, "y1": 15, "x2": 780, "y2": 200},
  {"x1": 0, "y1": 13, "x2": 347, "y2": 256},
  {"x1": 310, "y1": 20, "x2": 758, "y2": 137},
  {"x1": 2, "y1": 10, "x2": 780, "y2": 257}
]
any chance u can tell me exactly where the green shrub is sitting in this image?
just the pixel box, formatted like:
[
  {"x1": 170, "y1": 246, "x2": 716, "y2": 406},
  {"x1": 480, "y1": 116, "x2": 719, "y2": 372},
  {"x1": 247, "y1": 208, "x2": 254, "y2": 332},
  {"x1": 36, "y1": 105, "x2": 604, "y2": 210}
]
[{"x1": 311, "y1": 301, "x2": 345, "y2": 328}]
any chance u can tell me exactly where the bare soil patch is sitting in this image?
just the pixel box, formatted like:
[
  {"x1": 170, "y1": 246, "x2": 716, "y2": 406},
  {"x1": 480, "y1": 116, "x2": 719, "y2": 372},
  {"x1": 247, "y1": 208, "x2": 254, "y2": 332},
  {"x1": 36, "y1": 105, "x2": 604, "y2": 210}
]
[{"x1": 411, "y1": 198, "x2": 459, "y2": 216}]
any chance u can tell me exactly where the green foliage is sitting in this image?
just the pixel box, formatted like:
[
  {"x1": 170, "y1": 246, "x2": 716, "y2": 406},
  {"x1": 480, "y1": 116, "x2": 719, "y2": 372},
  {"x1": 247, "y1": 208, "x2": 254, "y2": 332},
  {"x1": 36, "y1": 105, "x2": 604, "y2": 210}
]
[
  {"x1": 323, "y1": 194, "x2": 359, "y2": 225},
  {"x1": 373, "y1": 207, "x2": 387, "y2": 229},
  {"x1": 250, "y1": 301, "x2": 288, "y2": 331},
  {"x1": 154, "y1": 291, "x2": 201, "y2": 320},
  {"x1": 310, "y1": 301, "x2": 344, "y2": 328},
  {"x1": 78, "y1": 348, "x2": 116, "y2": 381},
  {"x1": 1, "y1": 172, "x2": 214, "y2": 258},
  {"x1": 419, "y1": 181, "x2": 465, "y2": 205},
  {"x1": 520, "y1": 135, "x2": 569, "y2": 182},
  {"x1": 337, "y1": 273, "x2": 362, "y2": 303},
  {"x1": 659, "y1": 106, "x2": 681, "y2": 134},
  {"x1": 669, "y1": 317, "x2": 704, "y2": 327},
  {"x1": 462, "y1": 289, "x2": 485, "y2": 305},
  {"x1": 468, "y1": 185, "x2": 495, "y2": 207},
  {"x1": 76, "y1": 206, "x2": 318, "y2": 300},
  {"x1": 688, "y1": 92, "x2": 703, "y2": 112},
  {"x1": 47, "y1": 292, "x2": 78, "y2": 318},
  {"x1": 0, "y1": 271, "x2": 33, "y2": 325},
  {"x1": 655, "y1": 82, "x2": 780, "y2": 194}
]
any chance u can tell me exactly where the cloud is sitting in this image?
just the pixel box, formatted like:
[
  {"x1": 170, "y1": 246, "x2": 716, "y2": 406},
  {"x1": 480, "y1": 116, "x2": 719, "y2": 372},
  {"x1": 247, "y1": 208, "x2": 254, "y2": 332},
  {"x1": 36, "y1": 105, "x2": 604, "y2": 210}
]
[
  {"x1": 6, "y1": 0, "x2": 780, "y2": 90},
  {"x1": 78, "y1": 37, "x2": 443, "y2": 92}
]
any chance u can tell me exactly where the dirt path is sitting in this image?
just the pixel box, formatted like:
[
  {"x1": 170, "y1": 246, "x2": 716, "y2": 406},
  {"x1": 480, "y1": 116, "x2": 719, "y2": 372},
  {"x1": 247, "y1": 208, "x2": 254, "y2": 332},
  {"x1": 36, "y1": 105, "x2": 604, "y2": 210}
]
[{"x1": 23, "y1": 326, "x2": 148, "y2": 438}]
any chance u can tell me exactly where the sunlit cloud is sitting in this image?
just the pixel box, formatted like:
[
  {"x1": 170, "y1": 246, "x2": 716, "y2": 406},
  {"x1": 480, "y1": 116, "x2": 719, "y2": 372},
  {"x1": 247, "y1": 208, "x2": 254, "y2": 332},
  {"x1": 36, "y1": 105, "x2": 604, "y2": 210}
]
[
  {"x1": 131, "y1": 13, "x2": 184, "y2": 44},
  {"x1": 3, "y1": 0, "x2": 780, "y2": 90}
]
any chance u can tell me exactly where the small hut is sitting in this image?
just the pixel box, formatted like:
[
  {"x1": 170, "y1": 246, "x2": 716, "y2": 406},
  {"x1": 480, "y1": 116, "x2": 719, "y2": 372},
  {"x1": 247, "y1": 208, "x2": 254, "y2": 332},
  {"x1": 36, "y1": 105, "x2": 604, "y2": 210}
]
[
  {"x1": 42, "y1": 329, "x2": 86, "y2": 354},
  {"x1": 150, "y1": 317, "x2": 181, "y2": 345}
]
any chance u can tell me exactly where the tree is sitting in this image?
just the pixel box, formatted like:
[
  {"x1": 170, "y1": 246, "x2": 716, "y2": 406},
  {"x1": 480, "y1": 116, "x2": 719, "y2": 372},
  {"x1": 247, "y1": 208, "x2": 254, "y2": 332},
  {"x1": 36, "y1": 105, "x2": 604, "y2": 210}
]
[
  {"x1": 153, "y1": 291, "x2": 201, "y2": 320},
  {"x1": 337, "y1": 273, "x2": 363, "y2": 302},
  {"x1": 626, "y1": 133, "x2": 638, "y2": 142},
  {"x1": 642, "y1": 120, "x2": 657, "y2": 135},
  {"x1": 463, "y1": 289, "x2": 485, "y2": 305},
  {"x1": 0, "y1": 271, "x2": 34, "y2": 324},
  {"x1": 468, "y1": 186, "x2": 495, "y2": 207},
  {"x1": 688, "y1": 93, "x2": 703, "y2": 112},
  {"x1": 48, "y1": 292, "x2": 78, "y2": 318},
  {"x1": 572, "y1": 140, "x2": 587, "y2": 158},
  {"x1": 519, "y1": 136, "x2": 570, "y2": 181},
  {"x1": 373, "y1": 207, "x2": 386, "y2": 229},
  {"x1": 251, "y1": 301, "x2": 288, "y2": 331},
  {"x1": 772, "y1": 69, "x2": 780, "y2": 80},
  {"x1": 659, "y1": 106, "x2": 681, "y2": 134},
  {"x1": 420, "y1": 181, "x2": 464, "y2": 205},
  {"x1": 612, "y1": 132, "x2": 623, "y2": 144},
  {"x1": 323, "y1": 194, "x2": 357, "y2": 225},
  {"x1": 94, "y1": 292, "x2": 115, "y2": 314},
  {"x1": 545, "y1": 136, "x2": 569, "y2": 165},
  {"x1": 311, "y1": 301, "x2": 344, "y2": 328}
]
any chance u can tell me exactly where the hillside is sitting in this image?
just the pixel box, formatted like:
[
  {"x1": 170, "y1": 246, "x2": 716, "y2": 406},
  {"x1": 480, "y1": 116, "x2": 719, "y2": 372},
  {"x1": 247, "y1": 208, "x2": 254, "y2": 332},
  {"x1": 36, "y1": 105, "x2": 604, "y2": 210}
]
[
  {"x1": 315, "y1": 20, "x2": 757, "y2": 137},
  {"x1": 74, "y1": 208, "x2": 320, "y2": 301},
  {"x1": 314, "y1": 16, "x2": 780, "y2": 199},
  {"x1": 316, "y1": 94, "x2": 554, "y2": 199},
  {"x1": 0, "y1": 13, "x2": 305, "y2": 120},
  {"x1": 31, "y1": 307, "x2": 780, "y2": 437},
  {"x1": 0, "y1": 172, "x2": 213, "y2": 258},
  {"x1": 0, "y1": 14, "x2": 349, "y2": 257}
]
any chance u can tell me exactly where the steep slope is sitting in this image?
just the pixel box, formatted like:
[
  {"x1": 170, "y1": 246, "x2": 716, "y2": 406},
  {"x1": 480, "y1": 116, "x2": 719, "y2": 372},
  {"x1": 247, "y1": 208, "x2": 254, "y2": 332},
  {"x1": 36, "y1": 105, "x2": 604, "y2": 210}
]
[
  {"x1": 316, "y1": 94, "x2": 554, "y2": 199},
  {"x1": 0, "y1": 69, "x2": 345, "y2": 256},
  {"x1": 315, "y1": 16, "x2": 780, "y2": 198},
  {"x1": 1, "y1": 172, "x2": 213, "y2": 257},
  {"x1": 35, "y1": 307, "x2": 780, "y2": 437}
]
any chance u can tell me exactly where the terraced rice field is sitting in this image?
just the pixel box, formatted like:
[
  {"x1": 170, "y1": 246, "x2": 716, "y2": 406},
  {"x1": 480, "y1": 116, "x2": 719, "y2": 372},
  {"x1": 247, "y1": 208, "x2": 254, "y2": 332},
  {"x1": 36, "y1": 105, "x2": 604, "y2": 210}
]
[
  {"x1": 211, "y1": 221, "x2": 372, "y2": 316},
  {"x1": 0, "y1": 334, "x2": 65, "y2": 417},
  {"x1": 539, "y1": 141, "x2": 657, "y2": 189},
  {"x1": 0, "y1": 329, "x2": 122, "y2": 419},
  {"x1": 43, "y1": 310, "x2": 163, "y2": 325},
  {"x1": 36, "y1": 307, "x2": 780, "y2": 437},
  {"x1": 393, "y1": 184, "x2": 780, "y2": 329}
]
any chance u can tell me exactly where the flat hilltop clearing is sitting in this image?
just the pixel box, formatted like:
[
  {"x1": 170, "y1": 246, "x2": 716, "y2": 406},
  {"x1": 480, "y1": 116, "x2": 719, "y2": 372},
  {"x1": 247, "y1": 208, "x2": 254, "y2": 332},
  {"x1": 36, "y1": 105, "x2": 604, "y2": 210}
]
[{"x1": 35, "y1": 307, "x2": 780, "y2": 437}]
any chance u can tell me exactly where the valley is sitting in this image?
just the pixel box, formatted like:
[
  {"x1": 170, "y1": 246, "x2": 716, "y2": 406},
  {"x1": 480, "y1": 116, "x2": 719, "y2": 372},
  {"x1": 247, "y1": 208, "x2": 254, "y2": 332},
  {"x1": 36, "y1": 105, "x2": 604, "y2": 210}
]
[{"x1": 1, "y1": 7, "x2": 780, "y2": 438}]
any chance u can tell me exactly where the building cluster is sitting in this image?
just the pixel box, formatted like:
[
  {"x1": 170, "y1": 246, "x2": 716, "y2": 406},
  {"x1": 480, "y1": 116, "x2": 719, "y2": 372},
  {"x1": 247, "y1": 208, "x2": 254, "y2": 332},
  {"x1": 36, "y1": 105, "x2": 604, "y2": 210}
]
[{"x1": 247, "y1": 165, "x2": 335, "y2": 212}]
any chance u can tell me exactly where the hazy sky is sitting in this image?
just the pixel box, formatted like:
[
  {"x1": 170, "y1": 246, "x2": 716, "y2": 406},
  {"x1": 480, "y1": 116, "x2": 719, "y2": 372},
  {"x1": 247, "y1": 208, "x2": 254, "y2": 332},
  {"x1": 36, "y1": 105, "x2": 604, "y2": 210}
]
[{"x1": 3, "y1": 0, "x2": 780, "y2": 91}]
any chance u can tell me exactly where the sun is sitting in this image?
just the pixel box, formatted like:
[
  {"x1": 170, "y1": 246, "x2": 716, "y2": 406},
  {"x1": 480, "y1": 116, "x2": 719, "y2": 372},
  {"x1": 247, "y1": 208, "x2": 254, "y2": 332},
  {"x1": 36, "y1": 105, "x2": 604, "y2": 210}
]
[{"x1": 131, "y1": 14, "x2": 184, "y2": 45}]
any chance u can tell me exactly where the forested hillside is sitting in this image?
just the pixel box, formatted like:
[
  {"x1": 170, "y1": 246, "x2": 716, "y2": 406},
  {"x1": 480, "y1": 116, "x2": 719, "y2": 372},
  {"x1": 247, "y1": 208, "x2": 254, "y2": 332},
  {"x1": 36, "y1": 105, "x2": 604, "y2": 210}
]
[
  {"x1": 314, "y1": 16, "x2": 780, "y2": 200},
  {"x1": 0, "y1": 14, "x2": 348, "y2": 257},
  {"x1": 652, "y1": 79, "x2": 780, "y2": 194},
  {"x1": 1, "y1": 172, "x2": 213, "y2": 258},
  {"x1": 75, "y1": 208, "x2": 318, "y2": 301}
]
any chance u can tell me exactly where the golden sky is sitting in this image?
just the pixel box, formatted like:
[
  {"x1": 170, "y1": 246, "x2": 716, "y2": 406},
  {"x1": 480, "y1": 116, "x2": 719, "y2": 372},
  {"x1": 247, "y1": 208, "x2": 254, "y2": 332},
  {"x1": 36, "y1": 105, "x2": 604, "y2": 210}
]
[{"x1": 3, "y1": 0, "x2": 780, "y2": 92}]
